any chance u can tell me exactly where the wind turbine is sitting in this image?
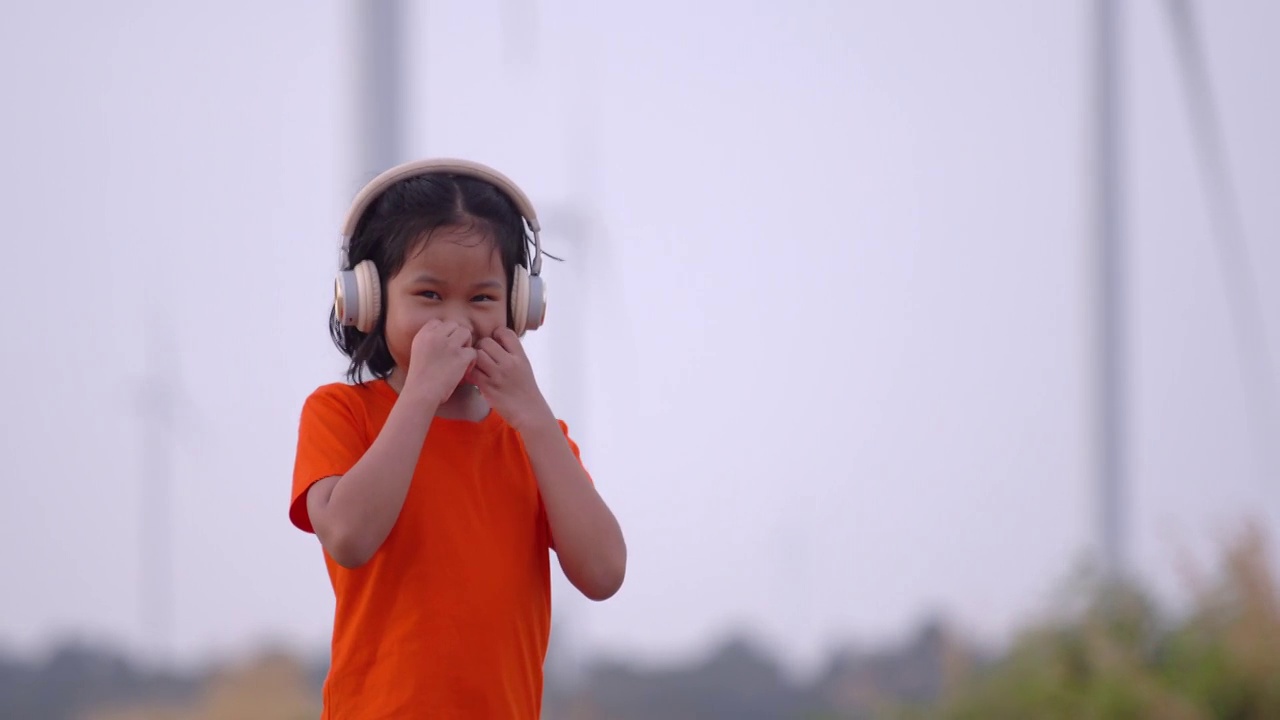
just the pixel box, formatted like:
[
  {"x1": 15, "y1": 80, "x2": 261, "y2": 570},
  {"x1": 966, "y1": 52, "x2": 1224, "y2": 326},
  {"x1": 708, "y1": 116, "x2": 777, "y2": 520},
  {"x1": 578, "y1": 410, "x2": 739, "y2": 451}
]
[
  {"x1": 1092, "y1": 0, "x2": 1127, "y2": 592},
  {"x1": 1092, "y1": 0, "x2": 1275, "y2": 592},
  {"x1": 133, "y1": 309, "x2": 198, "y2": 667},
  {"x1": 356, "y1": 0, "x2": 408, "y2": 181}
]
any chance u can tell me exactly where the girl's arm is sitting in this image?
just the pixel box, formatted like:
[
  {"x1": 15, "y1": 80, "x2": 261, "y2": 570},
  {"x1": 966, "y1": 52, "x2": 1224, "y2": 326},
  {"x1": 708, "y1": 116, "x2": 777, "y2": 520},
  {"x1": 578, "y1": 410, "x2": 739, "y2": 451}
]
[
  {"x1": 306, "y1": 390, "x2": 438, "y2": 569},
  {"x1": 520, "y1": 417, "x2": 627, "y2": 601}
]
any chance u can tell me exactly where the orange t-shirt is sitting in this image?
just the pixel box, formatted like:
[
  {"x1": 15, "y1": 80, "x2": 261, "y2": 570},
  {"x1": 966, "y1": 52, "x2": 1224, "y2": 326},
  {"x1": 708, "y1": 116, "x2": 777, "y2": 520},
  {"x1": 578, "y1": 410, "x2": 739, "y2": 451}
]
[{"x1": 290, "y1": 379, "x2": 582, "y2": 719}]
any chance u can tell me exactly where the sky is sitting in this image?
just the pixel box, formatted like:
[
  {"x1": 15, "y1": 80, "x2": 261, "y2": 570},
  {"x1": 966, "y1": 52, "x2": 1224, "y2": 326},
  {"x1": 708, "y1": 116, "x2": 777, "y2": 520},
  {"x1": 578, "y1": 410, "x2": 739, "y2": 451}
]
[{"x1": 1, "y1": 0, "x2": 1277, "y2": 679}]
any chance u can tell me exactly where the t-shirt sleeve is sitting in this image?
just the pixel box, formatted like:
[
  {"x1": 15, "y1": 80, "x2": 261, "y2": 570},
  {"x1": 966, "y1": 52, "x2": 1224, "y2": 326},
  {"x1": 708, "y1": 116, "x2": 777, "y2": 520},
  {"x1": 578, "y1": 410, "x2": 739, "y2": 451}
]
[
  {"x1": 290, "y1": 385, "x2": 369, "y2": 534},
  {"x1": 561, "y1": 420, "x2": 585, "y2": 465}
]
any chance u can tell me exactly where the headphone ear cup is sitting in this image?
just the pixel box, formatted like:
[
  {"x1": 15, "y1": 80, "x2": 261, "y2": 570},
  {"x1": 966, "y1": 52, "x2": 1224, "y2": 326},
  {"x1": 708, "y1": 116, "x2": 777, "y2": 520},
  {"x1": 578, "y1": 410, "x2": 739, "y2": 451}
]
[
  {"x1": 526, "y1": 274, "x2": 547, "y2": 333},
  {"x1": 354, "y1": 260, "x2": 382, "y2": 333},
  {"x1": 334, "y1": 268, "x2": 360, "y2": 328},
  {"x1": 511, "y1": 265, "x2": 531, "y2": 336},
  {"x1": 335, "y1": 260, "x2": 382, "y2": 333},
  {"x1": 509, "y1": 267, "x2": 547, "y2": 337}
]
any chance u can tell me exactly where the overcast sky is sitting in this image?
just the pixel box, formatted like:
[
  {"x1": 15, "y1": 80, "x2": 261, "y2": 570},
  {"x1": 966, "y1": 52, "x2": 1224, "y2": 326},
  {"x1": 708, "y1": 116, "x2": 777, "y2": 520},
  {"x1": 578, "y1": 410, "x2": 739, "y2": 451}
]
[{"x1": 2, "y1": 1, "x2": 1277, "y2": 678}]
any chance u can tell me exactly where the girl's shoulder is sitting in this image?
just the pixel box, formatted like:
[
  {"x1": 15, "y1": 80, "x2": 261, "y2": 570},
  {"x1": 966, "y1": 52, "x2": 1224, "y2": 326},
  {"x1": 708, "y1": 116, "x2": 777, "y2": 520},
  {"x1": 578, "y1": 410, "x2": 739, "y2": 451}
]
[{"x1": 306, "y1": 378, "x2": 396, "y2": 404}]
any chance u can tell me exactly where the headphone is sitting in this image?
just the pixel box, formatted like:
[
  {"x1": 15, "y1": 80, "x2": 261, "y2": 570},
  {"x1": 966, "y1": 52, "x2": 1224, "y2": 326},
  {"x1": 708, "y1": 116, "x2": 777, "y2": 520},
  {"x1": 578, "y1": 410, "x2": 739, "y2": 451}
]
[{"x1": 333, "y1": 157, "x2": 548, "y2": 337}]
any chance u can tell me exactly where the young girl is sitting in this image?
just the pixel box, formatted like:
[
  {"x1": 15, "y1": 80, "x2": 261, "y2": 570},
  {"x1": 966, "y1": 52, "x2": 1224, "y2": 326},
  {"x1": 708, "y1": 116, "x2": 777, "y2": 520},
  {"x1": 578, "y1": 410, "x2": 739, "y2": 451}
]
[{"x1": 289, "y1": 158, "x2": 627, "y2": 718}]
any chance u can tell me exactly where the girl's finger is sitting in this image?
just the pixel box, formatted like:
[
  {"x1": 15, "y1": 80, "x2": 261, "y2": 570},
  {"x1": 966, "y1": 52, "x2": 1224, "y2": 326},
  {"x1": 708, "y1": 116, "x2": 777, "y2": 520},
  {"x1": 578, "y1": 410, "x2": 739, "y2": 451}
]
[{"x1": 476, "y1": 347, "x2": 500, "y2": 374}]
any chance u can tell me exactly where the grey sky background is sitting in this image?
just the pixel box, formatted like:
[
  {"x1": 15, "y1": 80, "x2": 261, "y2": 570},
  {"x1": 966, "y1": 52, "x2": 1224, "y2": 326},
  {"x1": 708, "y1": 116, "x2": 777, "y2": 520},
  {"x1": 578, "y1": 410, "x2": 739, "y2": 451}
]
[{"x1": 2, "y1": 1, "x2": 1277, "y2": 678}]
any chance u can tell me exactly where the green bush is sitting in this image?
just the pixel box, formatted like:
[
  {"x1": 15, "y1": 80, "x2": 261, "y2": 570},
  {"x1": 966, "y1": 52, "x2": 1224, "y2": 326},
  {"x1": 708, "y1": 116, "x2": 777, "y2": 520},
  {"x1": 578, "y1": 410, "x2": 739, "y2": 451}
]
[{"x1": 928, "y1": 523, "x2": 1280, "y2": 720}]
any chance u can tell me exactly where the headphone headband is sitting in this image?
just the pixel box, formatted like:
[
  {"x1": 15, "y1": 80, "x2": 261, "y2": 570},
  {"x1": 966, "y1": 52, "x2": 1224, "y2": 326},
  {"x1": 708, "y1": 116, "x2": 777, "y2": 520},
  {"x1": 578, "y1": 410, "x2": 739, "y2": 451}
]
[{"x1": 341, "y1": 157, "x2": 543, "y2": 275}]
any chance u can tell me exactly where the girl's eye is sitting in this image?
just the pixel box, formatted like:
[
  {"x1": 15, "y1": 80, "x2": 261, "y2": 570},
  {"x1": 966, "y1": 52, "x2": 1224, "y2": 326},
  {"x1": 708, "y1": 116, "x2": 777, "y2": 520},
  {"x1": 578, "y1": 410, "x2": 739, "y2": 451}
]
[
  {"x1": 472, "y1": 294, "x2": 496, "y2": 302},
  {"x1": 419, "y1": 291, "x2": 440, "y2": 300}
]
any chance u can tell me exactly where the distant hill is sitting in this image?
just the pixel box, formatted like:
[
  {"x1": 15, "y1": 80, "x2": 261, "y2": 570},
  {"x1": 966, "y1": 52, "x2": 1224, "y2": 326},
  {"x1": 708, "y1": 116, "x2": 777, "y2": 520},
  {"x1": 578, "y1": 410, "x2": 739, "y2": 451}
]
[{"x1": 0, "y1": 618, "x2": 979, "y2": 720}]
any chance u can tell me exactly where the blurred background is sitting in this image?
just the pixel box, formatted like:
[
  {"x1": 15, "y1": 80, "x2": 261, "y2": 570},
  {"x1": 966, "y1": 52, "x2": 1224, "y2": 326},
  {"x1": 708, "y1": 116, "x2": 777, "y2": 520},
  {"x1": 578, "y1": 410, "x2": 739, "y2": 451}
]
[{"x1": 2, "y1": 1, "x2": 1277, "y2": 718}]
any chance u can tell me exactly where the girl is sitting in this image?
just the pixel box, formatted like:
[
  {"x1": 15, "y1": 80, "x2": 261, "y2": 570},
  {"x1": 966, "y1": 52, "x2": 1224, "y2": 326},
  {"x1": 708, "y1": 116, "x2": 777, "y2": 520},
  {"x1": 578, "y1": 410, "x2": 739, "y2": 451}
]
[{"x1": 290, "y1": 158, "x2": 627, "y2": 718}]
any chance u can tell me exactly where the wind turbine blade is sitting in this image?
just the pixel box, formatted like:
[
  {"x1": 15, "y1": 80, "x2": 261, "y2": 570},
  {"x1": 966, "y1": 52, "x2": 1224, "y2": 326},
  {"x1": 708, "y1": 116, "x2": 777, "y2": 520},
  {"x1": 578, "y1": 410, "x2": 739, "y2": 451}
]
[
  {"x1": 1162, "y1": 0, "x2": 1278, "y2": 479},
  {"x1": 562, "y1": 23, "x2": 641, "y2": 395}
]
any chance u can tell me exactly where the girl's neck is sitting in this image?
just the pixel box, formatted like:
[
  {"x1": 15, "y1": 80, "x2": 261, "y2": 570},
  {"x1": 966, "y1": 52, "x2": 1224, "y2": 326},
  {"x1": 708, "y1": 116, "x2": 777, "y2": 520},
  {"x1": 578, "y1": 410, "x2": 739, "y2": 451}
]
[
  {"x1": 436, "y1": 383, "x2": 490, "y2": 421},
  {"x1": 386, "y1": 370, "x2": 490, "y2": 422}
]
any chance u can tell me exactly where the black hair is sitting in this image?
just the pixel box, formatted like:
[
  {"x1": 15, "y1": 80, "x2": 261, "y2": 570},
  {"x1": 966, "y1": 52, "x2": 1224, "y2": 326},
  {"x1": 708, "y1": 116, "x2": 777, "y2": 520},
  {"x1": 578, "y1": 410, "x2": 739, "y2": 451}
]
[{"x1": 329, "y1": 172, "x2": 531, "y2": 384}]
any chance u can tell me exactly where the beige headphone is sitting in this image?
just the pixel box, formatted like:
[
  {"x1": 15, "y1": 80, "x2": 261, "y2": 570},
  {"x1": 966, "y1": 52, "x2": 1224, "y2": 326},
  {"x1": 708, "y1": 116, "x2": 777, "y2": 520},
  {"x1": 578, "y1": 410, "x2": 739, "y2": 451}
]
[{"x1": 334, "y1": 158, "x2": 548, "y2": 336}]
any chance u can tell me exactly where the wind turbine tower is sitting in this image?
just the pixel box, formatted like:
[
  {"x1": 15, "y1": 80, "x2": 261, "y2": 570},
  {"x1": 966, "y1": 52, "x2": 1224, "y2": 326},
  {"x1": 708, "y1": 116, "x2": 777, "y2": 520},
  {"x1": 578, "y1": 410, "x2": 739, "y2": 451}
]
[{"x1": 135, "y1": 313, "x2": 183, "y2": 665}]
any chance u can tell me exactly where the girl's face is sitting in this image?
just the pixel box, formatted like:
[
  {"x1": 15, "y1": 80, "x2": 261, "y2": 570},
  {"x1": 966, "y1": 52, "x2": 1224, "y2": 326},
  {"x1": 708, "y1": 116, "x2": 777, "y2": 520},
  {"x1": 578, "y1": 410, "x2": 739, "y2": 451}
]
[{"x1": 382, "y1": 226, "x2": 509, "y2": 387}]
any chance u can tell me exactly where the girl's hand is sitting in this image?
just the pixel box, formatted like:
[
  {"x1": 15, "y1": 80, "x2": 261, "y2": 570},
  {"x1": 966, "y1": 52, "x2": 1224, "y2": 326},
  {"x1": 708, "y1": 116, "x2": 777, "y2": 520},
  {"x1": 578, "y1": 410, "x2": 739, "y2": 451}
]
[
  {"x1": 473, "y1": 327, "x2": 554, "y2": 431},
  {"x1": 404, "y1": 320, "x2": 478, "y2": 405}
]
